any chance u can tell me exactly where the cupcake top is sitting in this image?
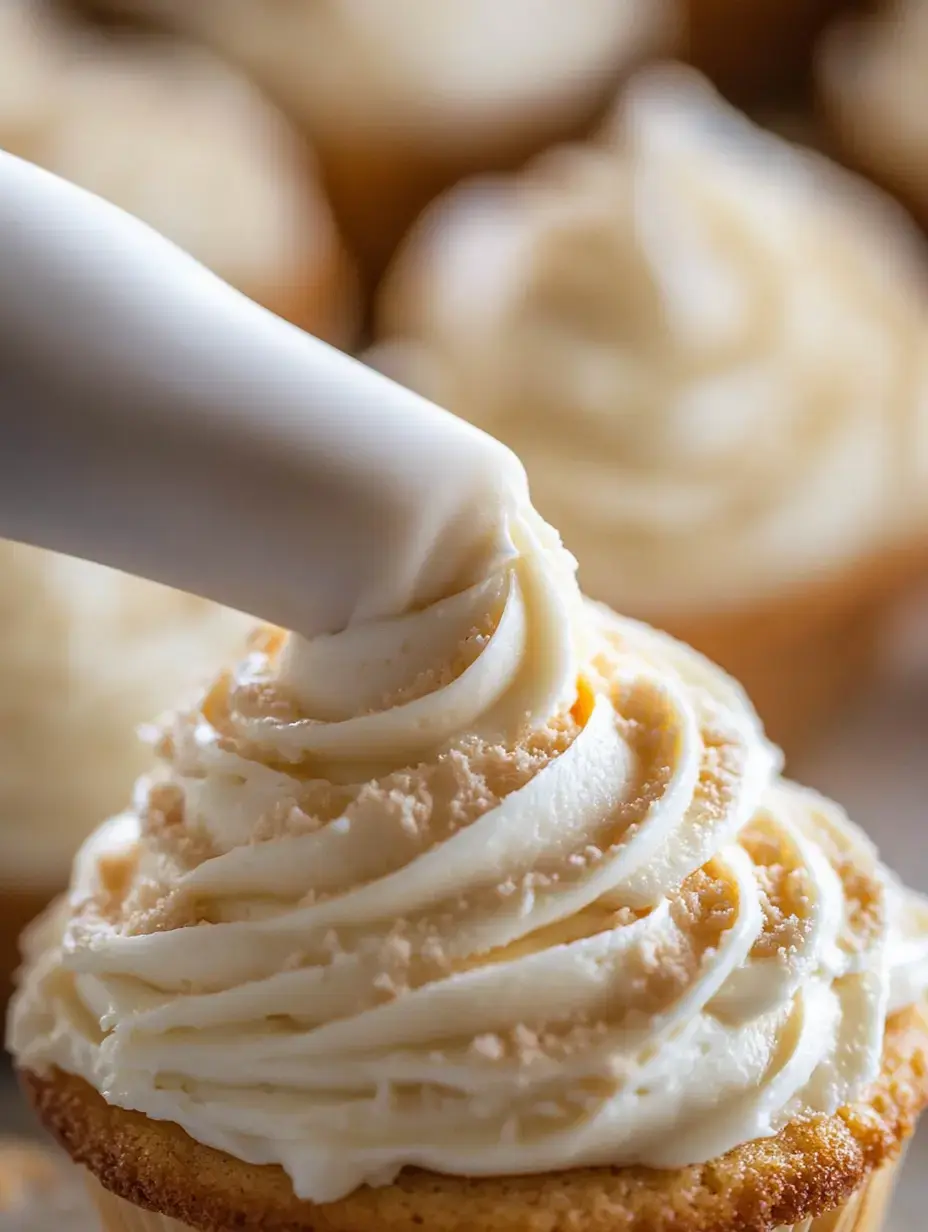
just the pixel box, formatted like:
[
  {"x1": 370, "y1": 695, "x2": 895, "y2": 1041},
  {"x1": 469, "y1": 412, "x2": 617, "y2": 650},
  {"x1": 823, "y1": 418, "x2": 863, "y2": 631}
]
[
  {"x1": 0, "y1": 0, "x2": 338, "y2": 293},
  {"x1": 374, "y1": 67, "x2": 928, "y2": 617},
  {"x1": 0, "y1": 541, "x2": 252, "y2": 885},
  {"x1": 11, "y1": 492, "x2": 928, "y2": 1202},
  {"x1": 105, "y1": 0, "x2": 679, "y2": 151},
  {"x1": 819, "y1": 0, "x2": 928, "y2": 216}
]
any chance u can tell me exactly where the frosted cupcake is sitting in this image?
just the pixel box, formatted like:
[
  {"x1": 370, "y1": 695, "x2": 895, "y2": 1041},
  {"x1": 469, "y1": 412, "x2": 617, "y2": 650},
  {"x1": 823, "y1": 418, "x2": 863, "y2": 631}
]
[
  {"x1": 0, "y1": 541, "x2": 252, "y2": 1000},
  {"x1": 0, "y1": 0, "x2": 358, "y2": 347},
  {"x1": 373, "y1": 67, "x2": 928, "y2": 754},
  {"x1": 819, "y1": 0, "x2": 928, "y2": 231},
  {"x1": 8, "y1": 492, "x2": 928, "y2": 1232},
  {"x1": 65, "y1": 0, "x2": 680, "y2": 278}
]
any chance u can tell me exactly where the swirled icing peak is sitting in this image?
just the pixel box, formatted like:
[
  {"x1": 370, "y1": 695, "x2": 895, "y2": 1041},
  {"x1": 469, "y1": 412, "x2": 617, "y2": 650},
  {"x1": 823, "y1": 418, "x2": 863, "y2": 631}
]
[
  {"x1": 11, "y1": 501, "x2": 928, "y2": 1200},
  {"x1": 374, "y1": 65, "x2": 928, "y2": 616}
]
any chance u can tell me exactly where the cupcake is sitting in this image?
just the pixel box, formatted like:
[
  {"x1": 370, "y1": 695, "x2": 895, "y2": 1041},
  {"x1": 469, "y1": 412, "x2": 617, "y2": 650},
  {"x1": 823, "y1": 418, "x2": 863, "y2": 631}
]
[
  {"x1": 819, "y1": 0, "x2": 928, "y2": 232},
  {"x1": 0, "y1": 1137, "x2": 97, "y2": 1229},
  {"x1": 63, "y1": 0, "x2": 681, "y2": 280},
  {"x1": 372, "y1": 66, "x2": 928, "y2": 755},
  {"x1": 685, "y1": 0, "x2": 852, "y2": 104},
  {"x1": 8, "y1": 491, "x2": 928, "y2": 1232},
  {"x1": 0, "y1": 0, "x2": 358, "y2": 347},
  {"x1": 0, "y1": 541, "x2": 253, "y2": 1001}
]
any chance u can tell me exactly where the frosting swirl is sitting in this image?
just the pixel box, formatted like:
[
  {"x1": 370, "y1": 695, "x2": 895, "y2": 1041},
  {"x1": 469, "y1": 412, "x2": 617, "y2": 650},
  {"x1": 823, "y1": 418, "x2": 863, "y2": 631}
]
[
  {"x1": 374, "y1": 66, "x2": 928, "y2": 616},
  {"x1": 11, "y1": 508, "x2": 928, "y2": 1202}
]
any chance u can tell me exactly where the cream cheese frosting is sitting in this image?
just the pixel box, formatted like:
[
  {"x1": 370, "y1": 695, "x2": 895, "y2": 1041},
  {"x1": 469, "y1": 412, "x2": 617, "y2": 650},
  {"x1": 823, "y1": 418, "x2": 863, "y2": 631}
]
[
  {"x1": 10, "y1": 500, "x2": 928, "y2": 1201},
  {"x1": 819, "y1": 0, "x2": 928, "y2": 216},
  {"x1": 91, "y1": 0, "x2": 679, "y2": 150},
  {"x1": 0, "y1": 541, "x2": 252, "y2": 885},
  {"x1": 374, "y1": 66, "x2": 928, "y2": 617},
  {"x1": 0, "y1": 0, "x2": 337, "y2": 293}
]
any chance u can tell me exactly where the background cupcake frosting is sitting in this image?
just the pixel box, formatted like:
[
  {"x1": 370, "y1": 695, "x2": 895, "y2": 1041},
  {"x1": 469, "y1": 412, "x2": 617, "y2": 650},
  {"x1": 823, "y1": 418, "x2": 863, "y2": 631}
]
[{"x1": 376, "y1": 68, "x2": 928, "y2": 617}]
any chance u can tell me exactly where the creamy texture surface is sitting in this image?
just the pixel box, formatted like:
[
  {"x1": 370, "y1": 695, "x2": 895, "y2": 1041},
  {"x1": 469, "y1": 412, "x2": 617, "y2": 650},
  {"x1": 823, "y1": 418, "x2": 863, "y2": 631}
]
[
  {"x1": 11, "y1": 503, "x2": 928, "y2": 1201},
  {"x1": 0, "y1": 0, "x2": 332, "y2": 290},
  {"x1": 0, "y1": 541, "x2": 252, "y2": 884},
  {"x1": 820, "y1": 0, "x2": 928, "y2": 213},
  {"x1": 98, "y1": 0, "x2": 677, "y2": 148},
  {"x1": 375, "y1": 66, "x2": 928, "y2": 616}
]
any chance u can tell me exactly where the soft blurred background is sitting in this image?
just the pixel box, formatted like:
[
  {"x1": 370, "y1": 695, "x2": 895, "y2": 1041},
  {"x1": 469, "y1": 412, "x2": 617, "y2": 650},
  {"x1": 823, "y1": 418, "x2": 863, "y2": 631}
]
[{"x1": 1, "y1": 0, "x2": 927, "y2": 1226}]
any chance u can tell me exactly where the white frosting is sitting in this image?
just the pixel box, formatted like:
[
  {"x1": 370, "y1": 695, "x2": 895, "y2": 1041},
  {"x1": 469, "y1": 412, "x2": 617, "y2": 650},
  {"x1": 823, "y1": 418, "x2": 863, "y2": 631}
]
[
  {"x1": 11, "y1": 516, "x2": 928, "y2": 1199},
  {"x1": 374, "y1": 67, "x2": 928, "y2": 616},
  {"x1": 0, "y1": 541, "x2": 253, "y2": 884},
  {"x1": 819, "y1": 0, "x2": 928, "y2": 214},
  {"x1": 102, "y1": 0, "x2": 678, "y2": 148},
  {"x1": 0, "y1": 0, "x2": 332, "y2": 290}
]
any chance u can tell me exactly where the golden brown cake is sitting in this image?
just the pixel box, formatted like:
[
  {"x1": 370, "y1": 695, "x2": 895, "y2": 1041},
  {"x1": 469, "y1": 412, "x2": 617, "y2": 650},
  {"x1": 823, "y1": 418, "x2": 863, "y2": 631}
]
[
  {"x1": 372, "y1": 66, "x2": 928, "y2": 755},
  {"x1": 20, "y1": 1010, "x2": 928, "y2": 1232},
  {"x1": 0, "y1": 0, "x2": 359, "y2": 347}
]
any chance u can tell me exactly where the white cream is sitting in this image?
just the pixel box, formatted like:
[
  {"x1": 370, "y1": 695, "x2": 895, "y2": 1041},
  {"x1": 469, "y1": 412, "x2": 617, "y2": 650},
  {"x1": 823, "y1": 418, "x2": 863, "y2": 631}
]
[
  {"x1": 11, "y1": 520, "x2": 928, "y2": 1199},
  {"x1": 93, "y1": 0, "x2": 678, "y2": 149},
  {"x1": 375, "y1": 66, "x2": 928, "y2": 616}
]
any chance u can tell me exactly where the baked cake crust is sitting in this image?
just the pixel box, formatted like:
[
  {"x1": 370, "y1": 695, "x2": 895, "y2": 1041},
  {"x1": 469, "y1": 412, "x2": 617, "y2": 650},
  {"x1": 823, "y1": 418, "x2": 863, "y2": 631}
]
[{"x1": 21, "y1": 1002, "x2": 928, "y2": 1232}]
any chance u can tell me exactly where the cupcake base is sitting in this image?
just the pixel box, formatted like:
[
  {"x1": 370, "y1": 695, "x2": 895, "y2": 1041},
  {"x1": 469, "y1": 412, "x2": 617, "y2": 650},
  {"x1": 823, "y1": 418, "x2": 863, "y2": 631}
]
[
  {"x1": 84, "y1": 1157, "x2": 903, "y2": 1232},
  {"x1": 20, "y1": 1001, "x2": 928, "y2": 1232}
]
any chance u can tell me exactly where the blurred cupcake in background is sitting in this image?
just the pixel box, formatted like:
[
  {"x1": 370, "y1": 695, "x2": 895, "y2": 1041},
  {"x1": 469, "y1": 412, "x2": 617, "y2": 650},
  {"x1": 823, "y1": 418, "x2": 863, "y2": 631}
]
[
  {"x1": 0, "y1": 543, "x2": 253, "y2": 1002},
  {"x1": 372, "y1": 66, "x2": 928, "y2": 756},
  {"x1": 0, "y1": 0, "x2": 359, "y2": 348},
  {"x1": 67, "y1": 0, "x2": 681, "y2": 281},
  {"x1": 819, "y1": 0, "x2": 928, "y2": 232}
]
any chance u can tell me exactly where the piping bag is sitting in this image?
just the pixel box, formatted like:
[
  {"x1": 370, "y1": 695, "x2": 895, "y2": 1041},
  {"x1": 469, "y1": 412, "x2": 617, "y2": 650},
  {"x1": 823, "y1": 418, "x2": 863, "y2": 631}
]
[{"x1": 0, "y1": 152, "x2": 526, "y2": 638}]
